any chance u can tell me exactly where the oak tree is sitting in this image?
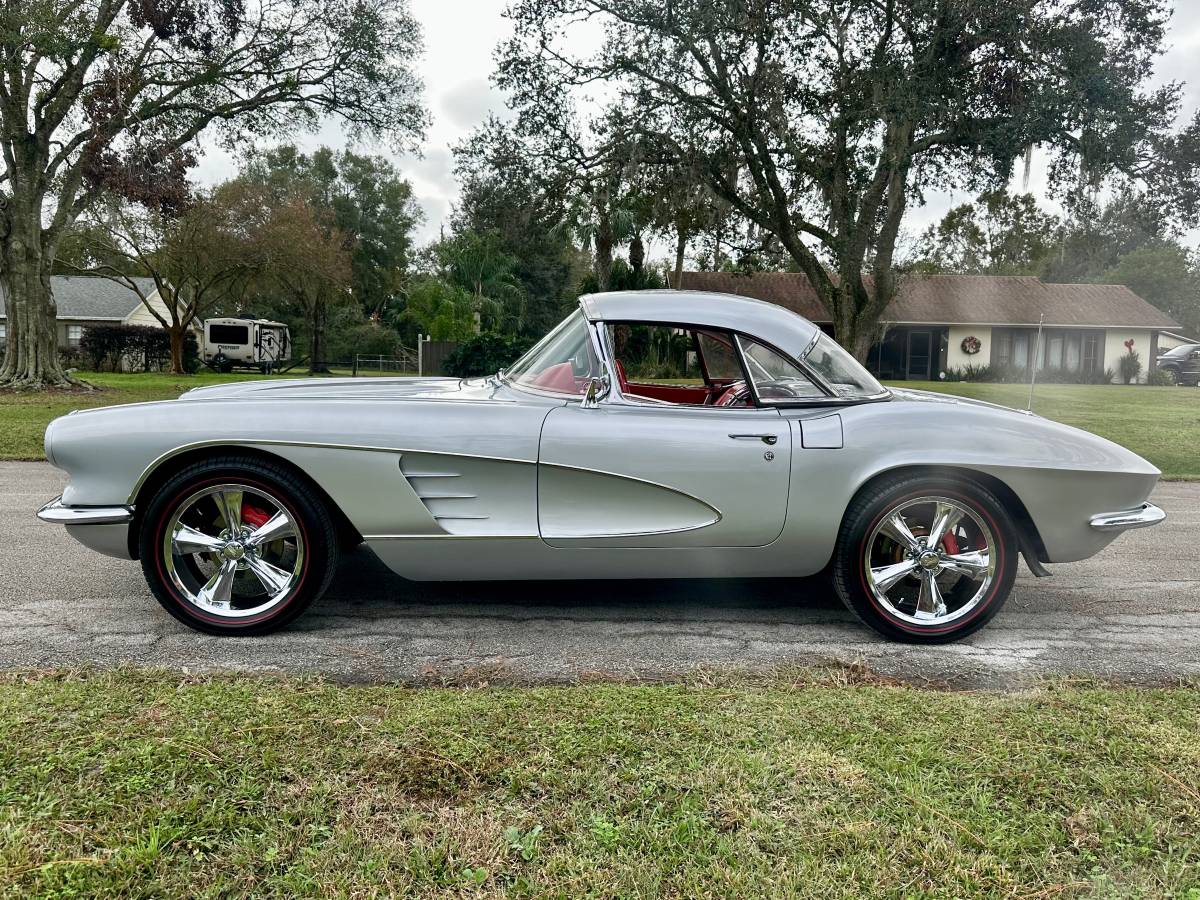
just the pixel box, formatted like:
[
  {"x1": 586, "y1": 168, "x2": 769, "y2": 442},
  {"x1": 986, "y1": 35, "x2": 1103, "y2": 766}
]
[
  {"x1": 501, "y1": 0, "x2": 1198, "y2": 357},
  {"x1": 0, "y1": 0, "x2": 425, "y2": 387}
]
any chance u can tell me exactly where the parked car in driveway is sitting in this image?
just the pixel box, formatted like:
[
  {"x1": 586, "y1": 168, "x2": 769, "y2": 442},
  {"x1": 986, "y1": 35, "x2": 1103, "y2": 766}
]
[
  {"x1": 37, "y1": 291, "x2": 1165, "y2": 643},
  {"x1": 1156, "y1": 342, "x2": 1200, "y2": 386}
]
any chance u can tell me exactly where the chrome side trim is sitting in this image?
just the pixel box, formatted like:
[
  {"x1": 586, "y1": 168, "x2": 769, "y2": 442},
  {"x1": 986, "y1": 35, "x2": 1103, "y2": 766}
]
[
  {"x1": 38, "y1": 496, "x2": 134, "y2": 526},
  {"x1": 541, "y1": 517, "x2": 722, "y2": 540},
  {"x1": 364, "y1": 533, "x2": 539, "y2": 541},
  {"x1": 1089, "y1": 502, "x2": 1166, "y2": 532},
  {"x1": 127, "y1": 438, "x2": 536, "y2": 504}
]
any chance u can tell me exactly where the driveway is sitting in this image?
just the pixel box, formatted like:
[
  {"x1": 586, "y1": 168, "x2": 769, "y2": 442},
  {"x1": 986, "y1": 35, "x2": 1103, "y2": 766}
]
[{"x1": 2, "y1": 461, "x2": 1198, "y2": 686}]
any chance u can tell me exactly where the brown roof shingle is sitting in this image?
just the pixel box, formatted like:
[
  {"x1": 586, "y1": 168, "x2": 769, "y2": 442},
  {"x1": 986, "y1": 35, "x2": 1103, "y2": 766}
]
[{"x1": 677, "y1": 272, "x2": 1180, "y2": 330}]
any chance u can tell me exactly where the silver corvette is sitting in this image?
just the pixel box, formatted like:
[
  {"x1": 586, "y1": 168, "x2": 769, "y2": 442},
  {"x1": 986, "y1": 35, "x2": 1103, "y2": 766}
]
[{"x1": 37, "y1": 290, "x2": 1164, "y2": 642}]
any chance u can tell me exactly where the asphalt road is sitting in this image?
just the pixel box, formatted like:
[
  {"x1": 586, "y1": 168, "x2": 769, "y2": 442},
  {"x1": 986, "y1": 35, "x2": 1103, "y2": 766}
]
[{"x1": 2, "y1": 461, "x2": 1198, "y2": 686}]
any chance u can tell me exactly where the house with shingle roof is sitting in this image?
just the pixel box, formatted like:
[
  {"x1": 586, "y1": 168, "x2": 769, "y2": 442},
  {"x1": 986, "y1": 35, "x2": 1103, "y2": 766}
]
[
  {"x1": 679, "y1": 272, "x2": 1181, "y2": 383},
  {"x1": 0, "y1": 276, "x2": 185, "y2": 354}
]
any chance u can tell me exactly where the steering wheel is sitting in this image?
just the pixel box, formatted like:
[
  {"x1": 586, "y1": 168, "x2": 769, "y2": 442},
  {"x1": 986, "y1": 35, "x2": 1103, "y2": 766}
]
[{"x1": 714, "y1": 381, "x2": 753, "y2": 407}]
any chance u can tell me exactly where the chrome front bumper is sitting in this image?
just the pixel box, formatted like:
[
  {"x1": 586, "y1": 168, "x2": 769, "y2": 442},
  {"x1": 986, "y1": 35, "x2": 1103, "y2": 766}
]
[
  {"x1": 37, "y1": 496, "x2": 134, "y2": 526},
  {"x1": 37, "y1": 497, "x2": 137, "y2": 559},
  {"x1": 1089, "y1": 502, "x2": 1166, "y2": 532}
]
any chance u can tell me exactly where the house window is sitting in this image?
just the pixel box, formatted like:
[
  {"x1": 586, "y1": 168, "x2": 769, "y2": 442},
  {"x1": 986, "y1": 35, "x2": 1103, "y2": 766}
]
[
  {"x1": 1043, "y1": 334, "x2": 1064, "y2": 369},
  {"x1": 994, "y1": 330, "x2": 1012, "y2": 367},
  {"x1": 1065, "y1": 333, "x2": 1082, "y2": 371},
  {"x1": 0, "y1": 323, "x2": 6, "y2": 346},
  {"x1": 66, "y1": 325, "x2": 83, "y2": 348},
  {"x1": 1082, "y1": 332, "x2": 1102, "y2": 373},
  {"x1": 1011, "y1": 331, "x2": 1030, "y2": 370}
]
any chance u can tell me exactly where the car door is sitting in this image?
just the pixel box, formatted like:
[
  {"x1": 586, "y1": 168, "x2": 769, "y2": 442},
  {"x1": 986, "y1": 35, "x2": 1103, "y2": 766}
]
[{"x1": 537, "y1": 402, "x2": 791, "y2": 548}]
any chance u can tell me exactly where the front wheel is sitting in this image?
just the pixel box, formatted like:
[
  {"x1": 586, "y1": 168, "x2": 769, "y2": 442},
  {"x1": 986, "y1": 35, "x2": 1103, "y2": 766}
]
[
  {"x1": 139, "y1": 457, "x2": 339, "y2": 635},
  {"x1": 832, "y1": 475, "x2": 1017, "y2": 643}
]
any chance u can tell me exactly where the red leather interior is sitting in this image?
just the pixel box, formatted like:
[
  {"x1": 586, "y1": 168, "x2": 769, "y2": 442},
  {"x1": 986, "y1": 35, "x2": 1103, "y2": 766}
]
[
  {"x1": 614, "y1": 359, "x2": 629, "y2": 392},
  {"x1": 623, "y1": 381, "x2": 711, "y2": 404},
  {"x1": 532, "y1": 362, "x2": 579, "y2": 394}
]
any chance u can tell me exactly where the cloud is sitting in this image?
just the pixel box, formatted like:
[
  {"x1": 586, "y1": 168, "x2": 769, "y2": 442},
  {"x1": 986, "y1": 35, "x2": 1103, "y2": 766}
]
[{"x1": 440, "y1": 78, "x2": 504, "y2": 132}]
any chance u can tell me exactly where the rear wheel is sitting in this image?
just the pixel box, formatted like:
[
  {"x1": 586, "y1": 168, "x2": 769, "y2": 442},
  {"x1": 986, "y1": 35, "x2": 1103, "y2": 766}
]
[
  {"x1": 832, "y1": 475, "x2": 1017, "y2": 643},
  {"x1": 139, "y1": 457, "x2": 338, "y2": 635}
]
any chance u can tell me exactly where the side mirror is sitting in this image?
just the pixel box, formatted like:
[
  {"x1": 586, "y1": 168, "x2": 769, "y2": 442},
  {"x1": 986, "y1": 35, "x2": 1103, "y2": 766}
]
[{"x1": 581, "y1": 374, "x2": 610, "y2": 409}]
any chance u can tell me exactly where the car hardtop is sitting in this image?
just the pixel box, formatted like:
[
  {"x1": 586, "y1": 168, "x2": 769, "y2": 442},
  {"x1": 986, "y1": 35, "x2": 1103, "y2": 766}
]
[{"x1": 578, "y1": 290, "x2": 822, "y2": 362}]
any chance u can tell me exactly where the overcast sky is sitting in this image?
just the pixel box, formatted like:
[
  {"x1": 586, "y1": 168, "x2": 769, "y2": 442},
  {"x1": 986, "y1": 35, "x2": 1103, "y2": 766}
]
[{"x1": 197, "y1": 1, "x2": 1200, "y2": 254}]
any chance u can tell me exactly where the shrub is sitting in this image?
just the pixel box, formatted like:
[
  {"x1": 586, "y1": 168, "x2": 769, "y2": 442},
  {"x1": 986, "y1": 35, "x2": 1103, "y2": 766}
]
[
  {"x1": 943, "y1": 363, "x2": 993, "y2": 382},
  {"x1": 1147, "y1": 368, "x2": 1174, "y2": 386},
  {"x1": 443, "y1": 332, "x2": 536, "y2": 378},
  {"x1": 942, "y1": 362, "x2": 1114, "y2": 385},
  {"x1": 328, "y1": 320, "x2": 404, "y2": 362},
  {"x1": 1118, "y1": 348, "x2": 1143, "y2": 385},
  {"x1": 79, "y1": 324, "x2": 172, "y2": 372},
  {"x1": 182, "y1": 332, "x2": 201, "y2": 373}
]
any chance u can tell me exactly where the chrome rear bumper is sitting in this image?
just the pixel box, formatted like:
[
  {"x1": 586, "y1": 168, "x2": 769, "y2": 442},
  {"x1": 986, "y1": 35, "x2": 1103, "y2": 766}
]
[
  {"x1": 1089, "y1": 502, "x2": 1166, "y2": 532},
  {"x1": 37, "y1": 496, "x2": 134, "y2": 526}
]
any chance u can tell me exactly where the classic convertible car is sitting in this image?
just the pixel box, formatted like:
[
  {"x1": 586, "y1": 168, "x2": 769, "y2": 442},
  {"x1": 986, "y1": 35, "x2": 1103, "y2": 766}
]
[{"x1": 38, "y1": 290, "x2": 1165, "y2": 642}]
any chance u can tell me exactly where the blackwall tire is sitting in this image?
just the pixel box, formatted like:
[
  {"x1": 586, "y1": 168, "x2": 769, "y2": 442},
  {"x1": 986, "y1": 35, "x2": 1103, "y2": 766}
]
[
  {"x1": 139, "y1": 456, "x2": 339, "y2": 636},
  {"x1": 832, "y1": 474, "x2": 1018, "y2": 644}
]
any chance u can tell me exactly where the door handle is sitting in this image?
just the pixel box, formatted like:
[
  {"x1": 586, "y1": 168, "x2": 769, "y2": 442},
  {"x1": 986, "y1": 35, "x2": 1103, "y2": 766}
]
[{"x1": 728, "y1": 433, "x2": 778, "y2": 445}]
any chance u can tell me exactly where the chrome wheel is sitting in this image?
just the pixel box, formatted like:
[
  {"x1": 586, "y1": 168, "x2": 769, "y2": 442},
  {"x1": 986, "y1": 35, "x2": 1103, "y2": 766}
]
[
  {"x1": 161, "y1": 483, "x2": 304, "y2": 619},
  {"x1": 863, "y1": 495, "x2": 997, "y2": 627}
]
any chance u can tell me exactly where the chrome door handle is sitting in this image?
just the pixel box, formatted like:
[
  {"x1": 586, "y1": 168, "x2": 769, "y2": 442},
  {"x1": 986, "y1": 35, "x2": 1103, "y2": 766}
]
[{"x1": 729, "y1": 433, "x2": 778, "y2": 445}]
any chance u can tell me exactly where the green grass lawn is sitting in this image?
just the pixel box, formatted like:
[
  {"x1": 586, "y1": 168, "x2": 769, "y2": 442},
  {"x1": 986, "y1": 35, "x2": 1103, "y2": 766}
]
[
  {"x1": 0, "y1": 371, "x2": 285, "y2": 461},
  {"x1": 1, "y1": 671, "x2": 1198, "y2": 898},
  {"x1": 1, "y1": 373, "x2": 1196, "y2": 478},
  {"x1": 888, "y1": 381, "x2": 1200, "y2": 480}
]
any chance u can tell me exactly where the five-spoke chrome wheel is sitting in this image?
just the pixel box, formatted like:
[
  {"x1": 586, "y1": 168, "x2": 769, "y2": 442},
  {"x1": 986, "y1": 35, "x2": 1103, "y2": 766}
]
[
  {"x1": 863, "y1": 495, "x2": 997, "y2": 628},
  {"x1": 162, "y1": 483, "x2": 305, "y2": 619}
]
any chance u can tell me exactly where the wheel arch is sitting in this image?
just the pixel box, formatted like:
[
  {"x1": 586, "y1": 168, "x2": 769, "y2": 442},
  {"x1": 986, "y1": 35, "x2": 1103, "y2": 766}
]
[
  {"x1": 848, "y1": 464, "x2": 1049, "y2": 566},
  {"x1": 129, "y1": 445, "x2": 363, "y2": 559}
]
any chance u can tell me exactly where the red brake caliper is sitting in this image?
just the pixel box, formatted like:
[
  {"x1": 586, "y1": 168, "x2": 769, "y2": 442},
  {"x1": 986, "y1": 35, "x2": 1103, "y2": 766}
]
[
  {"x1": 241, "y1": 504, "x2": 272, "y2": 530},
  {"x1": 941, "y1": 531, "x2": 961, "y2": 555}
]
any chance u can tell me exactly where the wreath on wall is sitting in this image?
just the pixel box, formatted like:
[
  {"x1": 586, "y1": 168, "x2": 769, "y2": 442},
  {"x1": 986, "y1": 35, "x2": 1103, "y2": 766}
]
[{"x1": 960, "y1": 335, "x2": 982, "y2": 355}]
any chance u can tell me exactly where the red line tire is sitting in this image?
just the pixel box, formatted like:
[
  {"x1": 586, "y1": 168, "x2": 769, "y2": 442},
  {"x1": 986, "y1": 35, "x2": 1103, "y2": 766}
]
[
  {"x1": 139, "y1": 455, "x2": 339, "y2": 636},
  {"x1": 831, "y1": 473, "x2": 1018, "y2": 643}
]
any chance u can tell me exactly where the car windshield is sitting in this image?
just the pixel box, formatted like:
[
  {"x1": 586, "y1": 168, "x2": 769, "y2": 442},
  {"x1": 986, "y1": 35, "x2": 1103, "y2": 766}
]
[
  {"x1": 503, "y1": 310, "x2": 601, "y2": 396},
  {"x1": 1164, "y1": 344, "x2": 1200, "y2": 358},
  {"x1": 802, "y1": 334, "x2": 886, "y2": 398}
]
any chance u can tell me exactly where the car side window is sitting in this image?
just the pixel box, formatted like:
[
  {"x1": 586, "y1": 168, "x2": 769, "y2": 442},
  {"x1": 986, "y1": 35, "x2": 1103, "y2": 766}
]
[
  {"x1": 695, "y1": 331, "x2": 742, "y2": 381},
  {"x1": 737, "y1": 336, "x2": 827, "y2": 402},
  {"x1": 608, "y1": 324, "x2": 705, "y2": 385}
]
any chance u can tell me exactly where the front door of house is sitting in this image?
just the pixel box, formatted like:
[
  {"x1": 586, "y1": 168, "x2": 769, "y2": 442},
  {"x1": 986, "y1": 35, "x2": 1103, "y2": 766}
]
[{"x1": 907, "y1": 330, "x2": 932, "y2": 380}]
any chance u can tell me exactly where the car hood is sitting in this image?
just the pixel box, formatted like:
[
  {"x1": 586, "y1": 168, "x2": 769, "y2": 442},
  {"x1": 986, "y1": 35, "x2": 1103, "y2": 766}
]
[
  {"x1": 887, "y1": 387, "x2": 1030, "y2": 416},
  {"x1": 179, "y1": 375, "x2": 498, "y2": 403}
]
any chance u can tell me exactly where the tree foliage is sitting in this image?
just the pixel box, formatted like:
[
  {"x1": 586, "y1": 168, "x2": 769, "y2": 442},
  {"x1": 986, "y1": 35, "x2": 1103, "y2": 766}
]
[
  {"x1": 241, "y1": 146, "x2": 423, "y2": 318},
  {"x1": 67, "y1": 192, "x2": 258, "y2": 372},
  {"x1": 0, "y1": 0, "x2": 426, "y2": 387},
  {"x1": 500, "y1": 0, "x2": 1199, "y2": 357},
  {"x1": 910, "y1": 191, "x2": 1062, "y2": 275},
  {"x1": 453, "y1": 118, "x2": 583, "y2": 335}
]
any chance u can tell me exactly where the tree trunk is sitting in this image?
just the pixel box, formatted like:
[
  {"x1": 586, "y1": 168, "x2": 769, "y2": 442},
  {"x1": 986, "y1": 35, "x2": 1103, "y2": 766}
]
[
  {"x1": 673, "y1": 228, "x2": 687, "y2": 289},
  {"x1": 309, "y1": 299, "x2": 329, "y2": 374},
  {"x1": 628, "y1": 233, "x2": 645, "y2": 277},
  {"x1": 594, "y1": 233, "x2": 614, "y2": 292},
  {"x1": 168, "y1": 327, "x2": 186, "y2": 375},
  {"x1": 0, "y1": 198, "x2": 74, "y2": 389}
]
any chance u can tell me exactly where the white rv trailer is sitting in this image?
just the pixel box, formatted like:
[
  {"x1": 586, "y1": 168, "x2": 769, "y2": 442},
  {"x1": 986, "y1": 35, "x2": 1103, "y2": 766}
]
[{"x1": 202, "y1": 317, "x2": 291, "y2": 372}]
